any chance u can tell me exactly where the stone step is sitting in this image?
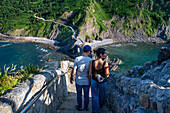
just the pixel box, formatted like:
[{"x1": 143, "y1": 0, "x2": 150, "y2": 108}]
[{"x1": 57, "y1": 92, "x2": 113, "y2": 113}]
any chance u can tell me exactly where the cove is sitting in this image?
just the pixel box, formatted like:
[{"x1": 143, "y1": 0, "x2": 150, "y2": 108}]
[
  {"x1": 0, "y1": 41, "x2": 71, "y2": 71},
  {"x1": 104, "y1": 43, "x2": 162, "y2": 73}
]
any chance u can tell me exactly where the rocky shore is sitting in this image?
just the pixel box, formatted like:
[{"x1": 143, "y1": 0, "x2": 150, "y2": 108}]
[{"x1": 122, "y1": 43, "x2": 170, "y2": 87}]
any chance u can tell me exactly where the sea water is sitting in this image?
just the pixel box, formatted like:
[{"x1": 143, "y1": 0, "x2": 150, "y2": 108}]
[
  {"x1": 104, "y1": 43, "x2": 162, "y2": 73},
  {"x1": 0, "y1": 41, "x2": 70, "y2": 72},
  {"x1": 0, "y1": 41, "x2": 162, "y2": 73}
]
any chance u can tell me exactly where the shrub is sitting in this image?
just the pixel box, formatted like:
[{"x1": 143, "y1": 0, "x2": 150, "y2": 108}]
[
  {"x1": 165, "y1": 39, "x2": 170, "y2": 44},
  {"x1": 0, "y1": 64, "x2": 42, "y2": 95}
]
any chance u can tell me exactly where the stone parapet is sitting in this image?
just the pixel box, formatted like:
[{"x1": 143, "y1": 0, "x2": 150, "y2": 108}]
[
  {"x1": 106, "y1": 44, "x2": 170, "y2": 113},
  {"x1": 106, "y1": 72, "x2": 170, "y2": 113},
  {"x1": 0, "y1": 67, "x2": 68, "y2": 113}
]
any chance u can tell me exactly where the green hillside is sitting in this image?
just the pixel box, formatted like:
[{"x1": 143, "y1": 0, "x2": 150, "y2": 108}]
[{"x1": 0, "y1": 0, "x2": 169, "y2": 37}]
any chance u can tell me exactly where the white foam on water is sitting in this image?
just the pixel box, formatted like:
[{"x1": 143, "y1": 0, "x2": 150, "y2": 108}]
[
  {"x1": 45, "y1": 53, "x2": 52, "y2": 56},
  {"x1": 110, "y1": 44, "x2": 123, "y2": 47},
  {"x1": 128, "y1": 43, "x2": 137, "y2": 47},
  {"x1": 36, "y1": 46, "x2": 40, "y2": 49},
  {"x1": 0, "y1": 43, "x2": 12, "y2": 47},
  {"x1": 40, "y1": 48, "x2": 48, "y2": 52},
  {"x1": 0, "y1": 41, "x2": 10, "y2": 43}
]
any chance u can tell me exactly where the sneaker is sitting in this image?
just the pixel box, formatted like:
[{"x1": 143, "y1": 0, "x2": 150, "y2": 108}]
[
  {"x1": 75, "y1": 105, "x2": 82, "y2": 111},
  {"x1": 83, "y1": 108, "x2": 88, "y2": 111}
]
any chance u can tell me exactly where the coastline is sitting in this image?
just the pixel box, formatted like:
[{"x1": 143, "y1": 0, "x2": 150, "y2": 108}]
[
  {"x1": 0, "y1": 34, "x2": 60, "y2": 50},
  {"x1": 0, "y1": 34, "x2": 115, "y2": 50},
  {"x1": 85, "y1": 39, "x2": 114, "y2": 49},
  {"x1": 0, "y1": 33, "x2": 165, "y2": 51}
]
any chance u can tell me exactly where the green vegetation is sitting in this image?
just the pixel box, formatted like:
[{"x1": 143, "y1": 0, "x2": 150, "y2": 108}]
[
  {"x1": 0, "y1": 0, "x2": 90, "y2": 37},
  {"x1": 56, "y1": 24, "x2": 74, "y2": 45},
  {"x1": 0, "y1": 64, "x2": 42, "y2": 95},
  {"x1": 95, "y1": 0, "x2": 169, "y2": 36},
  {"x1": 67, "y1": 9, "x2": 87, "y2": 34},
  {"x1": 165, "y1": 39, "x2": 170, "y2": 44},
  {"x1": 0, "y1": 0, "x2": 169, "y2": 37}
]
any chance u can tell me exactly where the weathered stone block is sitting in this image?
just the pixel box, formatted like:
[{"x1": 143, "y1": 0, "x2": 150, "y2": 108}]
[
  {"x1": 139, "y1": 93, "x2": 150, "y2": 108},
  {"x1": 150, "y1": 99, "x2": 157, "y2": 111},
  {"x1": 157, "y1": 102, "x2": 164, "y2": 113},
  {"x1": 0, "y1": 101, "x2": 13, "y2": 113}
]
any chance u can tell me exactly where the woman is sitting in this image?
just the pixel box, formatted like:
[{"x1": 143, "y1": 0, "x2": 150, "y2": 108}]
[{"x1": 89, "y1": 48, "x2": 110, "y2": 113}]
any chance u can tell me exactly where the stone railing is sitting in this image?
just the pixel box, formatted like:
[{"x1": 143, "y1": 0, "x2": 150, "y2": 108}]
[{"x1": 0, "y1": 61, "x2": 73, "y2": 113}]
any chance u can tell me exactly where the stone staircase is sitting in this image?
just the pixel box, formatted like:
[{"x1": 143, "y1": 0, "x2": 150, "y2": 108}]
[{"x1": 57, "y1": 82, "x2": 112, "y2": 113}]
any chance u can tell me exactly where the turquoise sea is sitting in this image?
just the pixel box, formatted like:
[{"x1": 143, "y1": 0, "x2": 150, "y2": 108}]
[
  {"x1": 0, "y1": 41, "x2": 162, "y2": 73},
  {"x1": 104, "y1": 43, "x2": 162, "y2": 73},
  {"x1": 0, "y1": 41, "x2": 71, "y2": 71}
]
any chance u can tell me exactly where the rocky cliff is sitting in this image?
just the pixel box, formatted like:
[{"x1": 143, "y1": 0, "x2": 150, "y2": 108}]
[
  {"x1": 1, "y1": 0, "x2": 170, "y2": 45},
  {"x1": 77, "y1": 13, "x2": 170, "y2": 44}
]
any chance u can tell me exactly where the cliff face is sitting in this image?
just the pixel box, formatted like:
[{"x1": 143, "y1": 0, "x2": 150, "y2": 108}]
[
  {"x1": 77, "y1": 14, "x2": 170, "y2": 44},
  {"x1": 74, "y1": 0, "x2": 170, "y2": 44},
  {"x1": 78, "y1": 15, "x2": 100, "y2": 42}
]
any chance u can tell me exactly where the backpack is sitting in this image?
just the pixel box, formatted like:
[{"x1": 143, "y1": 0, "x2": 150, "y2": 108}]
[{"x1": 92, "y1": 60, "x2": 106, "y2": 83}]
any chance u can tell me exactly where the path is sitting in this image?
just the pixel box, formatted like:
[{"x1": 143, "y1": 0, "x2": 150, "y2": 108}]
[
  {"x1": 57, "y1": 82, "x2": 113, "y2": 113},
  {"x1": 34, "y1": 13, "x2": 83, "y2": 45},
  {"x1": 85, "y1": 39, "x2": 113, "y2": 49}
]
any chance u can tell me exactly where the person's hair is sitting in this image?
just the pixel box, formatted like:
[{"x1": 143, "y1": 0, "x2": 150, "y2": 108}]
[
  {"x1": 96, "y1": 48, "x2": 106, "y2": 58},
  {"x1": 83, "y1": 50, "x2": 89, "y2": 53}
]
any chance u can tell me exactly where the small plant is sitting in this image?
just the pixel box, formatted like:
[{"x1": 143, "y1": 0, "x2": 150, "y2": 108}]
[
  {"x1": 165, "y1": 39, "x2": 170, "y2": 44},
  {"x1": 0, "y1": 64, "x2": 42, "y2": 95}
]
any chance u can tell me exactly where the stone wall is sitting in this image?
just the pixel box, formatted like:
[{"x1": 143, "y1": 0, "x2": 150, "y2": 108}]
[
  {"x1": 0, "y1": 68, "x2": 68, "y2": 113},
  {"x1": 106, "y1": 44, "x2": 170, "y2": 113}
]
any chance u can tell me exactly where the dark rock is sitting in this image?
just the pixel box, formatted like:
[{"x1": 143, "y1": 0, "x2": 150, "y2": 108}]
[
  {"x1": 158, "y1": 44, "x2": 170, "y2": 65},
  {"x1": 135, "y1": 107, "x2": 157, "y2": 113}
]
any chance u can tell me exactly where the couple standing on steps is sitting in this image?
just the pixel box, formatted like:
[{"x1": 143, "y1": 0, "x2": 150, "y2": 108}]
[{"x1": 70, "y1": 45, "x2": 110, "y2": 113}]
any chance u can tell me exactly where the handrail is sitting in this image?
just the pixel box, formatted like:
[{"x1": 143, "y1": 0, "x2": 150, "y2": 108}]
[{"x1": 20, "y1": 67, "x2": 70, "y2": 113}]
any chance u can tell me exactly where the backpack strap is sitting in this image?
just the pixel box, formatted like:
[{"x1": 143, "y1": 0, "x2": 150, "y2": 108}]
[
  {"x1": 102, "y1": 61, "x2": 106, "y2": 69},
  {"x1": 92, "y1": 60, "x2": 95, "y2": 70},
  {"x1": 92, "y1": 60, "x2": 96, "y2": 80}
]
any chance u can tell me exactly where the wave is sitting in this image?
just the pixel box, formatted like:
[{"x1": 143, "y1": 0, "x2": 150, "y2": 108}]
[
  {"x1": 45, "y1": 53, "x2": 52, "y2": 56},
  {"x1": 109, "y1": 43, "x2": 137, "y2": 47},
  {"x1": 110, "y1": 44, "x2": 123, "y2": 47},
  {"x1": 0, "y1": 41, "x2": 11, "y2": 43},
  {"x1": 0, "y1": 43, "x2": 12, "y2": 47},
  {"x1": 128, "y1": 43, "x2": 137, "y2": 47},
  {"x1": 40, "y1": 48, "x2": 48, "y2": 52}
]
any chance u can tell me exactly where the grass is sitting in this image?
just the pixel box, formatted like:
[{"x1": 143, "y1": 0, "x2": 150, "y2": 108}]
[
  {"x1": 86, "y1": 0, "x2": 108, "y2": 32},
  {"x1": 0, "y1": 64, "x2": 42, "y2": 96}
]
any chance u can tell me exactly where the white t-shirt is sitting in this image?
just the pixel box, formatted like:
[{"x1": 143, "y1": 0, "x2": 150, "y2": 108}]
[{"x1": 73, "y1": 56, "x2": 92, "y2": 85}]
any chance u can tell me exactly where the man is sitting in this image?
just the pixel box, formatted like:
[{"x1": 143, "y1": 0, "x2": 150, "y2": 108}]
[{"x1": 70, "y1": 45, "x2": 92, "y2": 111}]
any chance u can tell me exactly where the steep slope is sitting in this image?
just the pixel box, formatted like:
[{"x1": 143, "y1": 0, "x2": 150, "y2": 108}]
[
  {"x1": 0, "y1": 0, "x2": 169, "y2": 43},
  {"x1": 76, "y1": 0, "x2": 169, "y2": 43}
]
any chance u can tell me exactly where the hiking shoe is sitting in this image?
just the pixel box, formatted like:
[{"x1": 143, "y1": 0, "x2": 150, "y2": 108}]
[{"x1": 75, "y1": 105, "x2": 82, "y2": 111}]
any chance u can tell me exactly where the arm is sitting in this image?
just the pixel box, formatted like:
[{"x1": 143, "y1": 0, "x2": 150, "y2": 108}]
[
  {"x1": 70, "y1": 58, "x2": 77, "y2": 84},
  {"x1": 70, "y1": 68, "x2": 76, "y2": 84},
  {"x1": 105, "y1": 62, "x2": 110, "y2": 78},
  {"x1": 88, "y1": 61, "x2": 92, "y2": 86}
]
